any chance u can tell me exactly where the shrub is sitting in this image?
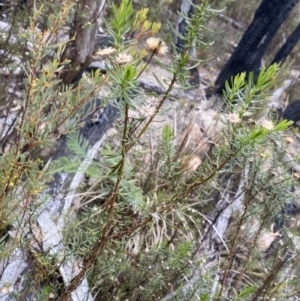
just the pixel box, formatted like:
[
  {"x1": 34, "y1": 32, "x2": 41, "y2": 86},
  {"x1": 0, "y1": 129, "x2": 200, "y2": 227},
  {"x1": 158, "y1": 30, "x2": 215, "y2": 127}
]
[{"x1": 0, "y1": 1, "x2": 299, "y2": 301}]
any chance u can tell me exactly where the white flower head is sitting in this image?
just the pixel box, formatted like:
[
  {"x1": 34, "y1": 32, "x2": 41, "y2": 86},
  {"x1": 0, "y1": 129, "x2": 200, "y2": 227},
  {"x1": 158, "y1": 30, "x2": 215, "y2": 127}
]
[
  {"x1": 226, "y1": 112, "x2": 241, "y2": 124},
  {"x1": 116, "y1": 53, "x2": 133, "y2": 64},
  {"x1": 139, "y1": 103, "x2": 156, "y2": 118},
  {"x1": 261, "y1": 119, "x2": 274, "y2": 131}
]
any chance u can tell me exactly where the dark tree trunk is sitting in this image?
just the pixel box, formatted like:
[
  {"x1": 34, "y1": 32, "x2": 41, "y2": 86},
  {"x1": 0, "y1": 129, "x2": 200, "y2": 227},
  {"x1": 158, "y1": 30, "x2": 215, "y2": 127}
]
[
  {"x1": 215, "y1": 0, "x2": 299, "y2": 94},
  {"x1": 271, "y1": 22, "x2": 300, "y2": 65}
]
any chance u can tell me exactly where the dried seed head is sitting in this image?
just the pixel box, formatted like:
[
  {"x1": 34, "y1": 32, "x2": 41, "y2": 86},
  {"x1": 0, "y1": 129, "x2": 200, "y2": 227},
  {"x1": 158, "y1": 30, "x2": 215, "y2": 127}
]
[
  {"x1": 146, "y1": 37, "x2": 168, "y2": 55},
  {"x1": 294, "y1": 173, "x2": 300, "y2": 180},
  {"x1": 128, "y1": 96, "x2": 160, "y2": 119}
]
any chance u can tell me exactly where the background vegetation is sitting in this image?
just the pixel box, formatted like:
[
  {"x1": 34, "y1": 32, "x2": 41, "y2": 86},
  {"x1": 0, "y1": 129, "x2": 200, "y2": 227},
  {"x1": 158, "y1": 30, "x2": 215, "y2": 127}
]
[{"x1": 0, "y1": 0, "x2": 300, "y2": 301}]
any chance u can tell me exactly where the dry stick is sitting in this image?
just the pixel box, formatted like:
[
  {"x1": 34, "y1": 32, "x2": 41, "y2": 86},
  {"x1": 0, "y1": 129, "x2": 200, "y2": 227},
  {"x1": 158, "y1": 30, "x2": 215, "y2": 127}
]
[
  {"x1": 217, "y1": 13, "x2": 244, "y2": 31},
  {"x1": 57, "y1": 216, "x2": 152, "y2": 301},
  {"x1": 216, "y1": 189, "x2": 248, "y2": 300},
  {"x1": 216, "y1": 166, "x2": 251, "y2": 299},
  {"x1": 136, "y1": 50, "x2": 156, "y2": 80},
  {"x1": 250, "y1": 257, "x2": 288, "y2": 301}
]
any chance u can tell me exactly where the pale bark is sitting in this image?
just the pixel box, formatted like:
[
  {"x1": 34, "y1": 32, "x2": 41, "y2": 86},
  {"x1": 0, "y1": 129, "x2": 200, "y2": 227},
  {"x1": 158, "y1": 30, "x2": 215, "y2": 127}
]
[
  {"x1": 0, "y1": 100, "x2": 118, "y2": 300},
  {"x1": 60, "y1": 0, "x2": 107, "y2": 85}
]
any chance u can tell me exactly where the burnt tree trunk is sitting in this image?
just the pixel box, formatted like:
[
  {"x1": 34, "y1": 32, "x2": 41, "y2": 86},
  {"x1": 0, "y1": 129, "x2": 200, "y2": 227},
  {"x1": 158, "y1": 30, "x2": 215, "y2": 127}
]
[
  {"x1": 215, "y1": 0, "x2": 299, "y2": 94},
  {"x1": 271, "y1": 22, "x2": 300, "y2": 65}
]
